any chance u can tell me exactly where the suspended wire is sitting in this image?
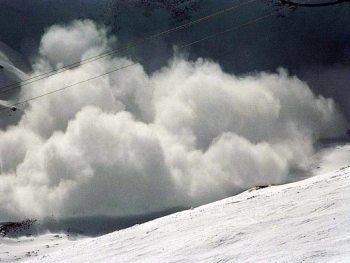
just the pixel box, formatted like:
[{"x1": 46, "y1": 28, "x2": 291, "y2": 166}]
[
  {"x1": 2, "y1": 63, "x2": 137, "y2": 111},
  {"x1": 0, "y1": 10, "x2": 277, "y2": 113},
  {"x1": 179, "y1": 13, "x2": 275, "y2": 49},
  {"x1": 0, "y1": 0, "x2": 258, "y2": 96}
]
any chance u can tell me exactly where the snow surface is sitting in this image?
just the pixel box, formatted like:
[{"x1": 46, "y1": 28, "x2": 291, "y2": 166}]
[
  {"x1": 0, "y1": 233, "x2": 81, "y2": 262},
  {"x1": 2, "y1": 144, "x2": 350, "y2": 262}
]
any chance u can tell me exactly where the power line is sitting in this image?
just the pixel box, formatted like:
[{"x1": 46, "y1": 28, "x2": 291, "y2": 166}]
[
  {"x1": 0, "y1": 0, "x2": 258, "y2": 96},
  {"x1": 2, "y1": 63, "x2": 137, "y2": 111},
  {"x1": 0, "y1": 10, "x2": 276, "y2": 113},
  {"x1": 179, "y1": 13, "x2": 275, "y2": 49}
]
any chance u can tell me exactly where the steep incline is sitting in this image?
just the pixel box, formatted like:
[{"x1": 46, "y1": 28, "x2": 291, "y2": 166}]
[{"x1": 30, "y1": 145, "x2": 350, "y2": 263}]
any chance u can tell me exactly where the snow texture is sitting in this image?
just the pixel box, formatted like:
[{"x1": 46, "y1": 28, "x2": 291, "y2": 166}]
[{"x1": 1, "y1": 143, "x2": 347, "y2": 262}]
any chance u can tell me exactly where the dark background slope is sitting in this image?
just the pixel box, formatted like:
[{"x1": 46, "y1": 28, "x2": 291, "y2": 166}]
[{"x1": 0, "y1": 0, "x2": 349, "y2": 118}]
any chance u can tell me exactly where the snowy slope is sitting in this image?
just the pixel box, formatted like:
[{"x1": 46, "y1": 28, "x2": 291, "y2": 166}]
[
  {"x1": 1, "y1": 144, "x2": 350, "y2": 262},
  {"x1": 23, "y1": 144, "x2": 350, "y2": 263},
  {"x1": 0, "y1": 233, "x2": 81, "y2": 262}
]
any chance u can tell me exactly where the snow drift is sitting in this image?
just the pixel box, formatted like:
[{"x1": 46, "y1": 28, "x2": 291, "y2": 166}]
[{"x1": 0, "y1": 20, "x2": 347, "y2": 221}]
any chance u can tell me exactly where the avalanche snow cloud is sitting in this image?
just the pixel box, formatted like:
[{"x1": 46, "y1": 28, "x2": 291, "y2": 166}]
[{"x1": 0, "y1": 20, "x2": 347, "y2": 221}]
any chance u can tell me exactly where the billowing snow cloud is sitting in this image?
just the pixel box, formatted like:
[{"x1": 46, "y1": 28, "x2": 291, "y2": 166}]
[{"x1": 0, "y1": 20, "x2": 347, "y2": 221}]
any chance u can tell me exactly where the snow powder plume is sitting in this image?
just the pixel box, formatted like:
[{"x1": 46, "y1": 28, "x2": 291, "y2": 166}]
[{"x1": 0, "y1": 20, "x2": 347, "y2": 222}]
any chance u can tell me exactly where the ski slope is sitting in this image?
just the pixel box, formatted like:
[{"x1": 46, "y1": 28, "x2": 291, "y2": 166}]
[{"x1": 2, "y1": 144, "x2": 350, "y2": 262}]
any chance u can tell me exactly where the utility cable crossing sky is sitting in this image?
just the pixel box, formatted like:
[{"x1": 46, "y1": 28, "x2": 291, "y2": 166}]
[
  {"x1": 0, "y1": 0, "x2": 258, "y2": 96},
  {"x1": 0, "y1": 8, "x2": 280, "y2": 113}
]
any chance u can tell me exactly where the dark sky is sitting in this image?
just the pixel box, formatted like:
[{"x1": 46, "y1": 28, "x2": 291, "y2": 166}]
[{"x1": 1, "y1": 0, "x2": 350, "y2": 118}]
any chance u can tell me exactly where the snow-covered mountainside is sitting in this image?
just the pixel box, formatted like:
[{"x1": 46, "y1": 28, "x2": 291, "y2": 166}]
[
  {"x1": 2, "y1": 144, "x2": 350, "y2": 262},
  {"x1": 0, "y1": 233, "x2": 81, "y2": 262}
]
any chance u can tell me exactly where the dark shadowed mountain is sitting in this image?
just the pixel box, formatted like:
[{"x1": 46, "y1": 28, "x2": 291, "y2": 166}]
[{"x1": 0, "y1": 0, "x2": 349, "y2": 117}]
